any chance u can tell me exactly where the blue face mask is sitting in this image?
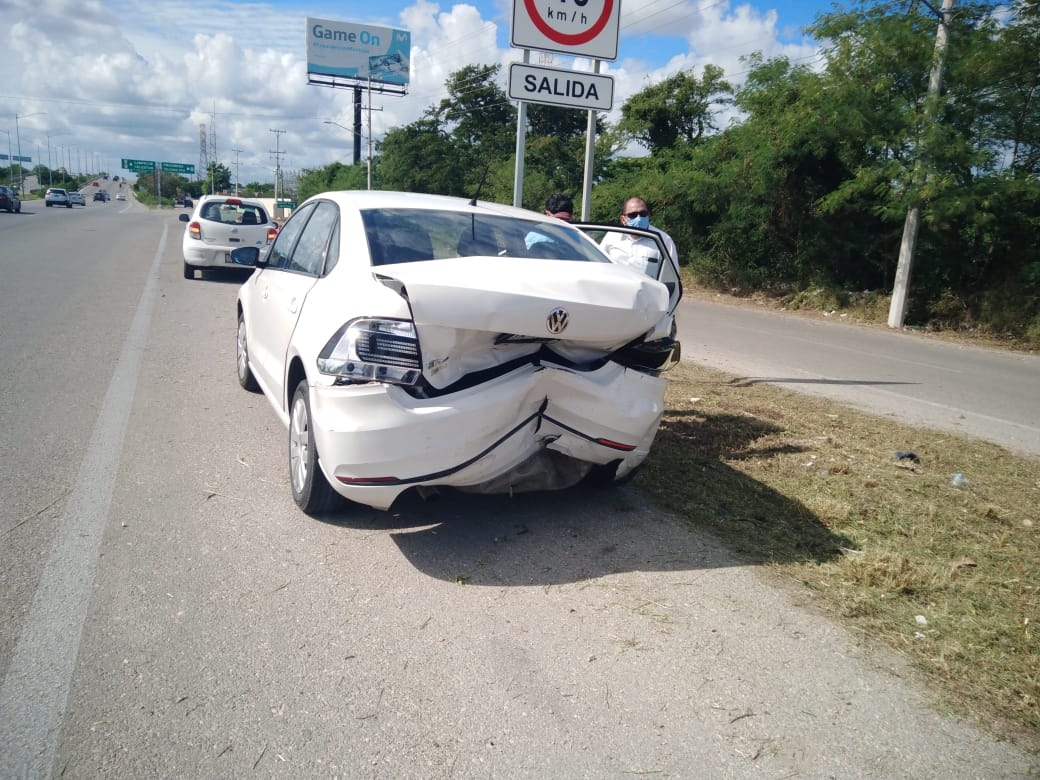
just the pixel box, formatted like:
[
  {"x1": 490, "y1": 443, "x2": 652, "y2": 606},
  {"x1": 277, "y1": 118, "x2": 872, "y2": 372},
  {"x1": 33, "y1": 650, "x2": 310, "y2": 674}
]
[{"x1": 626, "y1": 215, "x2": 650, "y2": 230}]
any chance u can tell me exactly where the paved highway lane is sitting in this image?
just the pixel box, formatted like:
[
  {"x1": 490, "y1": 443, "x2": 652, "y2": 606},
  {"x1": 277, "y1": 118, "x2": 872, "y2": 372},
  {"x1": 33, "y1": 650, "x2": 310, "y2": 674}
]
[
  {"x1": 677, "y1": 296, "x2": 1040, "y2": 458},
  {"x1": 0, "y1": 198, "x2": 158, "y2": 660},
  {"x1": 1, "y1": 210, "x2": 1034, "y2": 777}
]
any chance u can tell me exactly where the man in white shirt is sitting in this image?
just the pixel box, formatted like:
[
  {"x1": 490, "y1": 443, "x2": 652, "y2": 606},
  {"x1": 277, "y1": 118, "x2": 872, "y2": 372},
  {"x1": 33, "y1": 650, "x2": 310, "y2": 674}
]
[{"x1": 600, "y1": 196, "x2": 678, "y2": 276}]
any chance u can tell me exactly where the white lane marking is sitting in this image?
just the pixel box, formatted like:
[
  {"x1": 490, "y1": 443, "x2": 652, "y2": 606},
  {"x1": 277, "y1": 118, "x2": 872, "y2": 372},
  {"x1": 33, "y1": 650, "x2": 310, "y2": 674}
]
[{"x1": 0, "y1": 225, "x2": 167, "y2": 777}]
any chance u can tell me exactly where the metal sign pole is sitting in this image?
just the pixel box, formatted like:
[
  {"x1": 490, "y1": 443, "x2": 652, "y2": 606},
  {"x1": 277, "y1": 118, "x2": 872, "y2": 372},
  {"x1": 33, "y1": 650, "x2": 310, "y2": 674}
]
[
  {"x1": 580, "y1": 60, "x2": 601, "y2": 221},
  {"x1": 512, "y1": 49, "x2": 531, "y2": 208}
]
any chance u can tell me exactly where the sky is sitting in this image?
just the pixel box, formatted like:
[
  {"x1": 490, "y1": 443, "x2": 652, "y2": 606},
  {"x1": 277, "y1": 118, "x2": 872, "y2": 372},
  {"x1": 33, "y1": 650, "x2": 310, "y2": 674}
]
[{"x1": 2, "y1": 0, "x2": 824, "y2": 187}]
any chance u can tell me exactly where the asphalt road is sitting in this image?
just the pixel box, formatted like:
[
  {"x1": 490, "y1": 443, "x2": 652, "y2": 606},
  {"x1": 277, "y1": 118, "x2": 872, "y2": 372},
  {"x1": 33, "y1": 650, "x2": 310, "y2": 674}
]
[
  {"x1": 676, "y1": 295, "x2": 1040, "y2": 458},
  {"x1": 0, "y1": 202, "x2": 1035, "y2": 778}
]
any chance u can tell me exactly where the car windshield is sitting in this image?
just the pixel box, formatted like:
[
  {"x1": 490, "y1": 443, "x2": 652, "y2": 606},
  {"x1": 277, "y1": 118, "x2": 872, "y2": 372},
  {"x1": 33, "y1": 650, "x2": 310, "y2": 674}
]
[
  {"x1": 200, "y1": 201, "x2": 267, "y2": 225},
  {"x1": 362, "y1": 208, "x2": 610, "y2": 266}
]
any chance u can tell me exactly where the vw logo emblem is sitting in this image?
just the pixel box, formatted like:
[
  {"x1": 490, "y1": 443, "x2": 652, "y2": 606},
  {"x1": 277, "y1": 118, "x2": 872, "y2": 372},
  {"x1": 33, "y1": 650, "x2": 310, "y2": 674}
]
[{"x1": 546, "y1": 307, "x2": 569, "y2": 334}]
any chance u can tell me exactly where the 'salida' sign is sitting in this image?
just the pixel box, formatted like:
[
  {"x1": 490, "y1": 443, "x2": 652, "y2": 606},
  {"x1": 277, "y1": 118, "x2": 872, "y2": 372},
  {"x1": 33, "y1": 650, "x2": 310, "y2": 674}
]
[{"x1": 507, "y1": 63, "x2": 614, "y2": 111}]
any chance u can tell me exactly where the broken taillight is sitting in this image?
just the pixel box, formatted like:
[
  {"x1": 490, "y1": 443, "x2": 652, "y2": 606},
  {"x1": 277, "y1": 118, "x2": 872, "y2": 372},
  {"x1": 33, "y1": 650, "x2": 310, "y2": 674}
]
[{"x1": 317, "y1": 317, "x2": 422, "y2": 386}]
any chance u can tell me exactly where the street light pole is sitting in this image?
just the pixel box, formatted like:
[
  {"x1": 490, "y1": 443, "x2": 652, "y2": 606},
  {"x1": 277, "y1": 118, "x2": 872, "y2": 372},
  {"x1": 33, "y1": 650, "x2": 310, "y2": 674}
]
[
  {"x1": 323, "y1": 119, "x2": 371, "y2": 188},
  {"x1": 14, "y1": 112, "x2": 46, "y2": 195},
  {"x1": 323, "y1": 120, "x2": 350, "y2": 151}
]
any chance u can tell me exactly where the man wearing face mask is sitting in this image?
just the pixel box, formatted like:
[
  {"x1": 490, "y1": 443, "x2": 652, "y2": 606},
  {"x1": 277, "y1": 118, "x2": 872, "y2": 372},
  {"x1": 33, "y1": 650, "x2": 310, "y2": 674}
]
[
  {"x1": 600, "y1": 196, "x2": 678, "y2": 276},
  {"x1": 525, "y1": 193, "x2": 576, "y2": 250}
]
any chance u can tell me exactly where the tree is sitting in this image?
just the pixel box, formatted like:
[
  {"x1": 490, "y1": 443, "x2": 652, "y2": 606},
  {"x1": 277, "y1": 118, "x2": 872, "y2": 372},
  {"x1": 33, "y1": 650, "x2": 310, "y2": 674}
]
[
  {"x1": 241, "y1": 181, "x2": 274, "y2": 197},
  {"x1": 616, "y1": 65, "x2": 733, "y2": 154},
  {"x1": 203, "y1": 162, "x2": 233, "y2": 195},
  {"x1": 297, "y1": 162, "x2": 368, "y2": 201},
  {"x1": 376, "y1": 118, "x2": 462, "y2": 195},
  {"x1": 433, "y1": 64, "x2": 516, "y2": 159}
]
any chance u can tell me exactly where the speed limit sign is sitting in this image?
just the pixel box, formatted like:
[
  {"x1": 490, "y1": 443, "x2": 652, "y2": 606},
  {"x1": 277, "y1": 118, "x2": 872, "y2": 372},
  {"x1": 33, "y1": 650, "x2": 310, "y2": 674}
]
[{"x1": 511, "y1": 0, "x2": 620, "y2": 60}]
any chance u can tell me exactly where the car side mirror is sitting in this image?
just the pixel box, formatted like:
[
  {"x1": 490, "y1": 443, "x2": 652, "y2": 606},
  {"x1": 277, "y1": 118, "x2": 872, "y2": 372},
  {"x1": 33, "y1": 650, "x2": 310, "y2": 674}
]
[
  {"x1": 178, "y1": 214, "x2": 189, "y2": 222},
  {"x1": 229, "y1": 247, "x2": 262, "y2": 267}
]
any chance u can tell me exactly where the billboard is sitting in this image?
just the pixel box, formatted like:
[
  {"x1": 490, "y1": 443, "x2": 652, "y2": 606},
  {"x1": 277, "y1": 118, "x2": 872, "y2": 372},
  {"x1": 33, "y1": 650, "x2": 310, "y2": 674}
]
[{"x1": 306, "y1": 17, "x2": 410, "y2": 89}]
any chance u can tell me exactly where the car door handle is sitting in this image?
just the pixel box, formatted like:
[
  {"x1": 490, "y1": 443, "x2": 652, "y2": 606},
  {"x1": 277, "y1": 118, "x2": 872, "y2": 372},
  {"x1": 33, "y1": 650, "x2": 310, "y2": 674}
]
[
  {"x1": 288, "y1": 297, "x2": 299, "y2": 314},
  {"x1": 262, "y1": 287, "x2": 269, "y2": 300}
]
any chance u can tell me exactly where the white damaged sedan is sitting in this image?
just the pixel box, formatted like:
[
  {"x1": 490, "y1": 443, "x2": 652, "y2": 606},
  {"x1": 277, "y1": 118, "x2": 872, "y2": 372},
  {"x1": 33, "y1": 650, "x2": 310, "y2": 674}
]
[{"x1": 232, "y1": 191, "x2": 682, "y2": 515}]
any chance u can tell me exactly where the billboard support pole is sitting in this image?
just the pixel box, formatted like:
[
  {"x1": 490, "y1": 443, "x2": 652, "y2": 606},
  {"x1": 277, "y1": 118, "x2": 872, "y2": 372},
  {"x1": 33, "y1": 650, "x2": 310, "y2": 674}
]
[{"x1": 353, "y1": 87, "x2": 362, "y2": 165}]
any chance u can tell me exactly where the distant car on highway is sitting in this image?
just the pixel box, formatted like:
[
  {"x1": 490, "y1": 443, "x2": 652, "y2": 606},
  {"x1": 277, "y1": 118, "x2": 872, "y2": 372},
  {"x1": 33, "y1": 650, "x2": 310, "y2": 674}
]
[
  {"x1": 179, "y1": 196, "x2": 277, "y2": 279},
  {"x1": 0, "y1": 185, "x2": 21, "y2": 213},
  {"x1": 45, "y1": 188, "x2": 71, "y2": 208},
  {"x1": 93, "y1": 191, "x2": 109, "y2": 202},
  {"x1": 69, "y1": 192, "x2": 86, "y2": 207},
  {"x1": 115, "y1": 192, "x2": 126, "y2": 201}
]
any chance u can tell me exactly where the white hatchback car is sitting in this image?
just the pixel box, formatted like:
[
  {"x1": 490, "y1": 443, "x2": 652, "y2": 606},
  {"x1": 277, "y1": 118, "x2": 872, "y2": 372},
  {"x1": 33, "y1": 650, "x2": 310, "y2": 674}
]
[
  {"x1": 69, "y1": 191, "x2": 86, "y2": 206},
  {"x1": 179, "y1": 196, "x2": 277, "y2": 279},
  {"x1": 45, "y1": 187, "x2": 71, "y2": 208},
  {"x1": 231, "y1": 191, "x2": 682, "y2": 515}
]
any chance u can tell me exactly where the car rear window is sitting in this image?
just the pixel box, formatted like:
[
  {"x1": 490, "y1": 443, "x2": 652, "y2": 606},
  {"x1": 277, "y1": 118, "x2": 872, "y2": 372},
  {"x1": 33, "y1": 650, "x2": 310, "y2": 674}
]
[
  {"x1": 361, "y1": 208, "x2": 609, "y2": 267},
  {"x1": 200, "y1": 201, "x2": 268, "y2": 226}
]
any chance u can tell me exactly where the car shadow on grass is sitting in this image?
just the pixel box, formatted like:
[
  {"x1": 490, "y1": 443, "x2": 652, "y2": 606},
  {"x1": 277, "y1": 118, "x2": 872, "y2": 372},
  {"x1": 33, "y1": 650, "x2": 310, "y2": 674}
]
[
  {"x1": 326, "y1": 408, "x2": 852, "y2": 587},
  {"x1": 640, "y1": 410, "x2": 855, "y2": 565}
]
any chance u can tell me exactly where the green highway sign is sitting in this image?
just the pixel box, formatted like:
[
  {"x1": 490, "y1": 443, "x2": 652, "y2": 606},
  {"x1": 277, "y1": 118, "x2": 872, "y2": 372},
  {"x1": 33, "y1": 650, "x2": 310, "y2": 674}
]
[
  {"x1": 276, "y1": 200, "x2": 297, "y2": 209},
  {"x1": 161, "y1": 162, "x2": 195, "y2": 175},
  {"x1": 122, "y1": 158, "x2": 156, "y2": 173}
]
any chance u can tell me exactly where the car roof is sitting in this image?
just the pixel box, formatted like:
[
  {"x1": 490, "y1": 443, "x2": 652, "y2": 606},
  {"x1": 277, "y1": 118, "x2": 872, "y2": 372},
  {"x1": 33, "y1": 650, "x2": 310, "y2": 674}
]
[
  {"x1": 299, "y1": 190, "x2": 559, "y2": 226},
  {"x1": 197, "y1": 194, "x2": 264, "y2": 207}
]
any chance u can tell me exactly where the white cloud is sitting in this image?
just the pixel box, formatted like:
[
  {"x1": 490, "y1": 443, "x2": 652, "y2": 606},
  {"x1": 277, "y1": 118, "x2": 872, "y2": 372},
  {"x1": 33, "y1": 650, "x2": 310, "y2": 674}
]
[{"x1": 2, "y1": 0, "x2": 819, "y2": 185}]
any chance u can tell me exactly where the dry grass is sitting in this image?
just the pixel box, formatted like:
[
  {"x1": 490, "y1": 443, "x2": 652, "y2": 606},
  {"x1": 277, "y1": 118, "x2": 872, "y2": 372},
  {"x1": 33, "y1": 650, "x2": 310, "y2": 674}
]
[{"x1": 636, "y1": 361, "x2": 1039, "y2": 749}]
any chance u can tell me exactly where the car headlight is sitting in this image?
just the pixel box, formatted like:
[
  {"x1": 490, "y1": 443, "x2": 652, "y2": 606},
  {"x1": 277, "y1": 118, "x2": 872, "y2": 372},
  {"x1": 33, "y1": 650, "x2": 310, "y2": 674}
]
[{"x1": 317, "y1": 318, "x2": 422, "y2": 386}]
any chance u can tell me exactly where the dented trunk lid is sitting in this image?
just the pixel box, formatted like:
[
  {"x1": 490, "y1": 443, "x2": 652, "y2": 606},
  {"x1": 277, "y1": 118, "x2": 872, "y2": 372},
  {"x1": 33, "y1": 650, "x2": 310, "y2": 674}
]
[{"x1": 376, "y1": 256, "x2": 670, "y2": 388}]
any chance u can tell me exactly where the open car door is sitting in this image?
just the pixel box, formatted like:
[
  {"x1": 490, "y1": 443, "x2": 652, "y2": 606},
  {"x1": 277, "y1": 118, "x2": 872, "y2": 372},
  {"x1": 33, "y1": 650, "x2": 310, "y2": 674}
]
[{"x1": 572, "y1": 224, "x2": 683, "y2": 316}]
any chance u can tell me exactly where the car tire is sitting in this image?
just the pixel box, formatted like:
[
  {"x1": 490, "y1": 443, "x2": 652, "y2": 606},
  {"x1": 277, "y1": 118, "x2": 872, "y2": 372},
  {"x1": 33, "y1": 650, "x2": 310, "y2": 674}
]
[
  {"x1": 46, "y1": 202, "x2": 51, "y2": 207},
  {"x1": 289, "y1": 379, "x2": 342, "y2": 516},
  {"x1": 236, "y1": 314, "x2": 260, "y2": 392}
]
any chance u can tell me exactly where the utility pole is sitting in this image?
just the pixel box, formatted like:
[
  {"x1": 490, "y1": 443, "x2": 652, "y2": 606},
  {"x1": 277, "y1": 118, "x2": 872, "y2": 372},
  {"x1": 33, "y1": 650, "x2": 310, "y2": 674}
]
[
  {"x1": 269, "y1": 128, "x2": 286, "y2": 204},
  {"x1": 209, "y1": 105, "x2": 217, "y2": 194},
  {"x1": 366, "y1": 77, "x2": 374, "y2": 190},
  {"x1": 888, "y1": 0, "x2": 956, "y2": 329},
  {"x1": 230, "y1": 147, "x2": 243, "y2": 195}
]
